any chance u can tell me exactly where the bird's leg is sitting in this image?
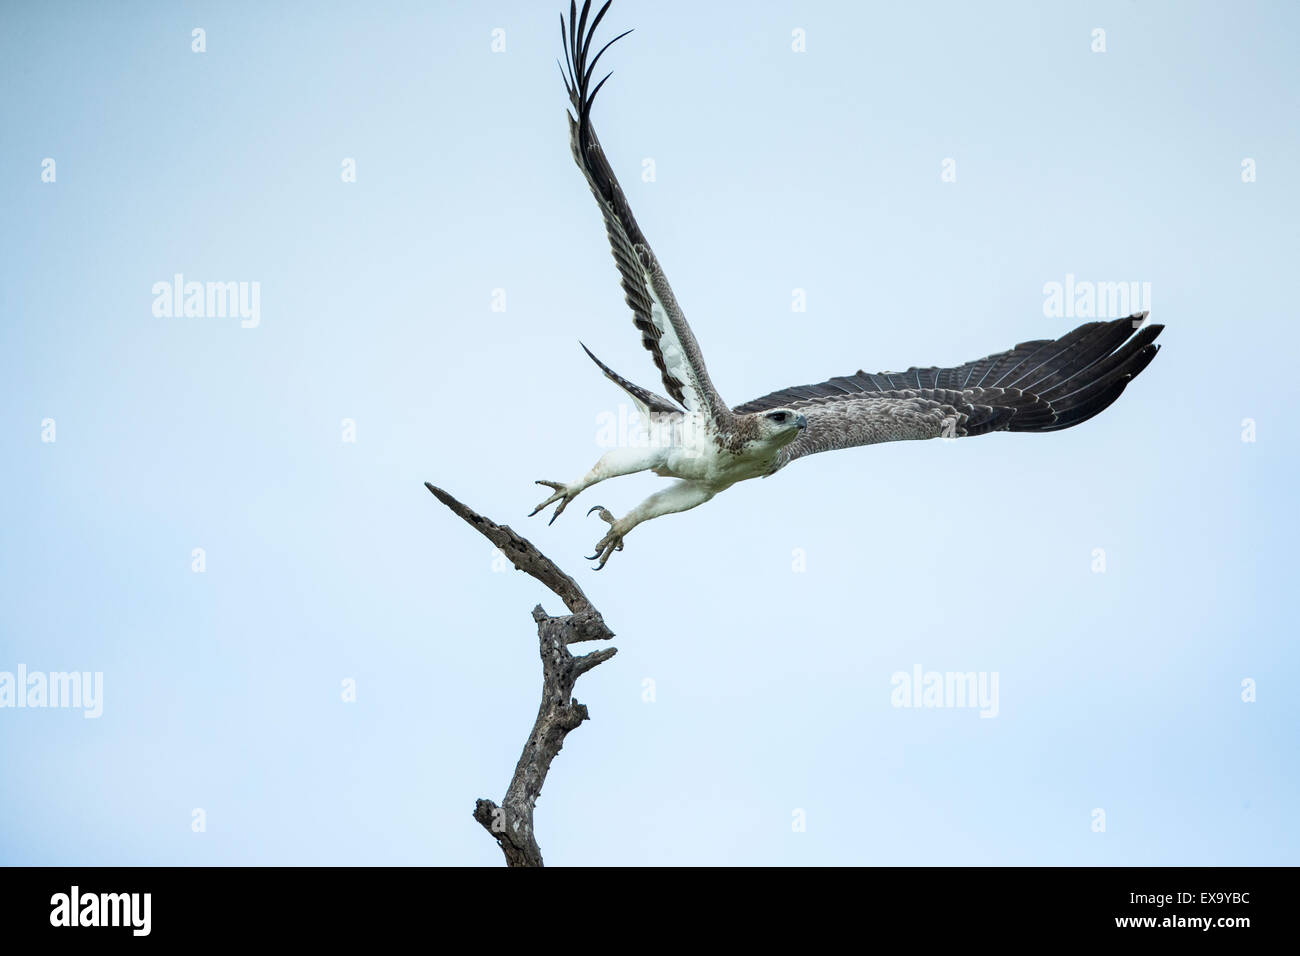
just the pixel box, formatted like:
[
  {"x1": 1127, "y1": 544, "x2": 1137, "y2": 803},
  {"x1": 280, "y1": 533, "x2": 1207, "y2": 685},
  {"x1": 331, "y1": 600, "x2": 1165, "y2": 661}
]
[
  {"x1": 586, "y1": 480, "x2": 716, "y2": 569},
  {"x1": 530, "y1": 447, "x2": 666, "y2": 525}
]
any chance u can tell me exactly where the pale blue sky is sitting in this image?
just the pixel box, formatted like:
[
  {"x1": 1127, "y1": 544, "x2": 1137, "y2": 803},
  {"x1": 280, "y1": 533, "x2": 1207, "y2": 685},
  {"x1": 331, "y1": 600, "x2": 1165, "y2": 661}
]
[{"x1": 1, "y1": 0, "x2": 1297, "y2": 865}]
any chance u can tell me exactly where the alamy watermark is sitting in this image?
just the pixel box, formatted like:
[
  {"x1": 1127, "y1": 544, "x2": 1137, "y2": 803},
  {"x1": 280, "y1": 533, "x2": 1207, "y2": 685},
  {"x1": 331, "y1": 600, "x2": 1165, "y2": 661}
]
[
  {"x1": 0, "y1": 665, "x2": 103, "y2": 718},
  {"x1": 50, "y1": 886, "x2": 150, "y2": 936},
  {"x1": 151, "y1": 274, "x2": 260, "y2": 328},
  {"x1": 596, "y1": 404, "x2": 706, "y2": 454},
  {"x1": 890, "y1": 665, "x2": 999, "y2": 718},
  {"x1": 1042, "y1": 274, "x2": 1150, "y2": 320}
]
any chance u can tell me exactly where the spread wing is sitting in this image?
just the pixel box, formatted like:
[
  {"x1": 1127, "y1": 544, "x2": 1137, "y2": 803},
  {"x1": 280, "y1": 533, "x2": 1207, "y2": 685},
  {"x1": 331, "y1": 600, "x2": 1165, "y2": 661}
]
[
  {"x1": 734, "y1": 315, "x2": 1163, "y2": 469},
  {"x1": 560, "y1": 0, "x2": 727, "y2": 424}
]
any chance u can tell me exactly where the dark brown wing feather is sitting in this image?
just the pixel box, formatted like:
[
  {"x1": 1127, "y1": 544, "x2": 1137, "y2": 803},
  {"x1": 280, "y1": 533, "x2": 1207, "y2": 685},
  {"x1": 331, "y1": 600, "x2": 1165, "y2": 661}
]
[{"x1": 734, "y1": 315, "x2": 1163, "y2": 467}]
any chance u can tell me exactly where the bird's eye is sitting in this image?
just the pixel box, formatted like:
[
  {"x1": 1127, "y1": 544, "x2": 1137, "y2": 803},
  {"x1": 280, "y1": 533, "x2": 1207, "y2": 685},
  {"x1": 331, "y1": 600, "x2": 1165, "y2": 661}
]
[{"x1": 768, "y1": 412, "x2": 788, "y2": 423}]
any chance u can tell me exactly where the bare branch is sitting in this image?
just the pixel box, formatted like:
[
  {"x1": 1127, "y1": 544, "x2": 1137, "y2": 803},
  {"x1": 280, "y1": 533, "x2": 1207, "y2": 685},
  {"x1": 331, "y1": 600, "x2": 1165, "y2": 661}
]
[
  {"x1": 425, "y1": 482, "x2": 597, "y2": 615},
  {"x1": 425, "y1": 483, "x2": 617, "y2": 867}
]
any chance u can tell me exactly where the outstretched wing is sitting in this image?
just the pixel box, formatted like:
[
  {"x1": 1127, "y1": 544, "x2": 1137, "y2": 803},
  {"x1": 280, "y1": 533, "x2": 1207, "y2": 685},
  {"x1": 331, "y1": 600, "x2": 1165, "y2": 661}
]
[
  {"x1": 734, "y1": 314, "x2": 1163, "y2": 468},
  {"x1": 560, "y1": 0, "x2": 727, "y2": 424}
]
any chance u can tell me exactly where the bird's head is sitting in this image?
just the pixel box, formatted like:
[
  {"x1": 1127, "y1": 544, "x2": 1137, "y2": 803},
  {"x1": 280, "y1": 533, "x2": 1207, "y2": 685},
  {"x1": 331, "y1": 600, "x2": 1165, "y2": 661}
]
[{"x1": 744, "y1": 408, "x2": 808, "y2": 452}]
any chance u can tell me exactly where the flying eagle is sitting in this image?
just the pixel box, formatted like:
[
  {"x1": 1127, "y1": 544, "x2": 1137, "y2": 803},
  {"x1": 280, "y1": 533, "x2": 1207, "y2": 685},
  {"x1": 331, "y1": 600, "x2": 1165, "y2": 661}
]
[{"x1": 533, "y1": 0, "x2": 1164, "y2": 569}]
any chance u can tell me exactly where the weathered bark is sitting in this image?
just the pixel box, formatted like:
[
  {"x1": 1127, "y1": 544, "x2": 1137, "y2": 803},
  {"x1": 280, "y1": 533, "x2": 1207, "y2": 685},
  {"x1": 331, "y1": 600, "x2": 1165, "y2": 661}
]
[{"x1": 424, "y1": 483, "x2": 616, "y2": 867}]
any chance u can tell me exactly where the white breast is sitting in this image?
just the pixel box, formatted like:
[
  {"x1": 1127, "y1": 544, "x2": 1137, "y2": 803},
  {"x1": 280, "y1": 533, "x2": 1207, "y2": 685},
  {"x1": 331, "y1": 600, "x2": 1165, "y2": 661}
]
[{"x1": 653, "y1": 414, "x2": 771, "y2": 487}]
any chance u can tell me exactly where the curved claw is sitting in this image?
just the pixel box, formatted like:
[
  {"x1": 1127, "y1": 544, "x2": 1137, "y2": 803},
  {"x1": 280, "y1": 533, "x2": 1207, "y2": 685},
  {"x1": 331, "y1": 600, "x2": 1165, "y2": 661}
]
[
  {"x1": 529, "y1": 480, "x2": 577, "y2": 523},
  {"x1": 587, "y1": 504, "x2": 605, "y2": 517},
  {"x1": 586, "y1": 507, "x2": 623, "y2": 569}
]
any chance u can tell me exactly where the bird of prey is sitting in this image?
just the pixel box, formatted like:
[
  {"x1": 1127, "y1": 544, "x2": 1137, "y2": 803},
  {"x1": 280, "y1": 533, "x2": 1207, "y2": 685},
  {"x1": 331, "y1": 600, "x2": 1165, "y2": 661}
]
[{"x1": 533, "y1": 0, "x2": 1164, "y2": 569}]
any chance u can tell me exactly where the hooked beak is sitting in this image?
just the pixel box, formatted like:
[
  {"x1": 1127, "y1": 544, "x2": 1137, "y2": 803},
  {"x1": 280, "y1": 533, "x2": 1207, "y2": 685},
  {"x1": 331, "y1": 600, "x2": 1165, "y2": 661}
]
[{"x1": 796, "y1": 414, "x2": 808, "y2": 430}]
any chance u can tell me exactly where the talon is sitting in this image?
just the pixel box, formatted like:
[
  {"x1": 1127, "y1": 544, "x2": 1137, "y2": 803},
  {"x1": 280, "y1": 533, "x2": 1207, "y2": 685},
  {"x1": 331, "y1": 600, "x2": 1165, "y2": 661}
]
[
  {"x1": 585, "y1": 507, "x2": 624, "y2": 569},
  {"x1": 530, "y1": 480, "x2": 578, "y2": 522}
]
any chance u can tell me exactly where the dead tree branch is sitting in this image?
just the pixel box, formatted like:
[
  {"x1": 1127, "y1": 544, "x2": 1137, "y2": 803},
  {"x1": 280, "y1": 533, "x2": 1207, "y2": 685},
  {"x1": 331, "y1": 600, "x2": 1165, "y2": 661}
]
[{"x1": 424, "y1": 482, "x2": 616, "y2": 867}]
